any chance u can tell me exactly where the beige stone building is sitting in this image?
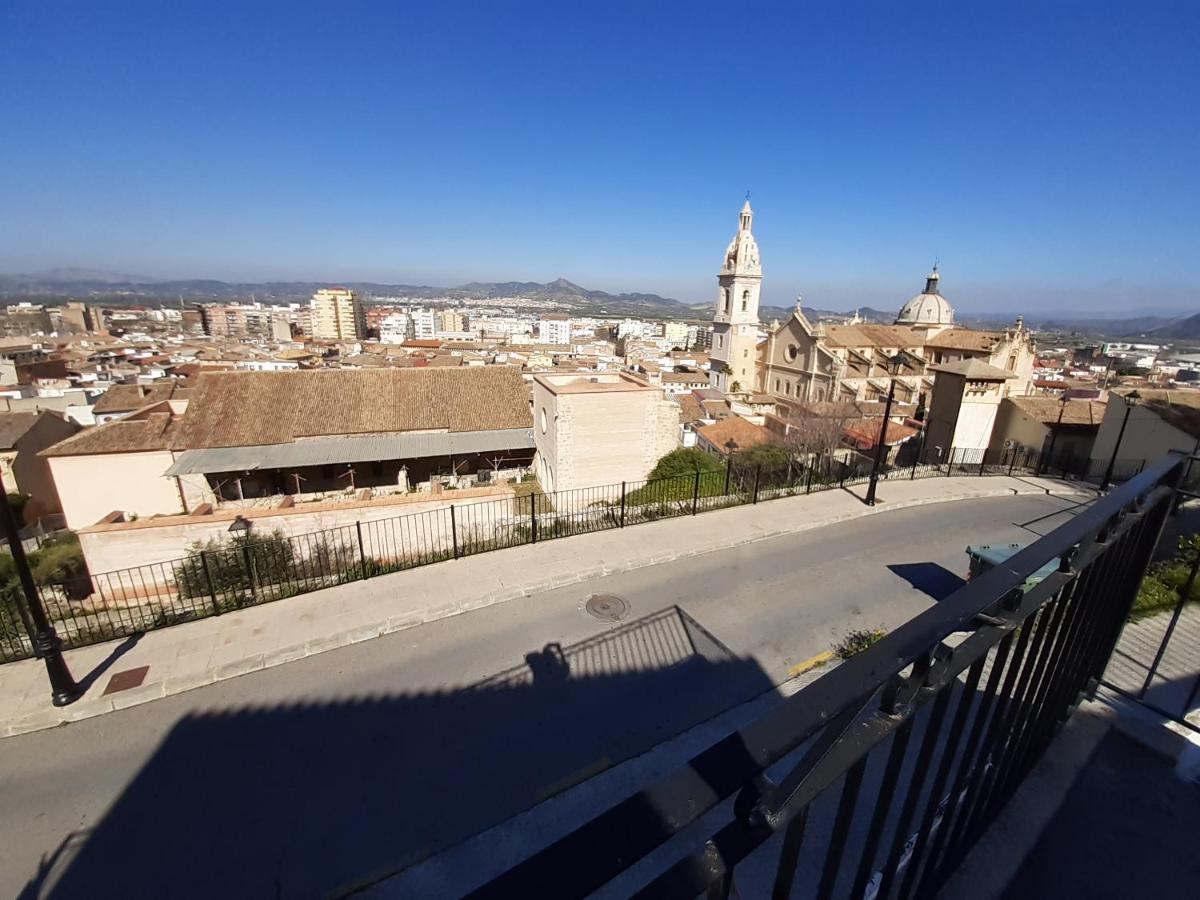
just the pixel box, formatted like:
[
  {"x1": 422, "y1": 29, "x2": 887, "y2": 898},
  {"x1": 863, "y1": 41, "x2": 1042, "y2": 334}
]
[
  {"x1": 923, "y1": 359, "x2": 1018, "y2": 461},
  {"x1": 310, "y1": 288, "x2": 365, "y2": 341},
  {"x1": 1090, "y1": 389, "x2": 1200, "y2": 473},
  {"x1": 532, "y1": 373, "x2": 679, "y2": 492},
  {"x1": 0, "y1": 411, "x2": 79, "y2": 517},
  {"x1": 989, "y1": 395, "x2": 1106, "y2": 462},
  {"x1": 757, "y1": 269, "x2": 1037, "y2": 420},
  {"x1": 42, "y1": 367, "x2": 536, "y2": 529}
]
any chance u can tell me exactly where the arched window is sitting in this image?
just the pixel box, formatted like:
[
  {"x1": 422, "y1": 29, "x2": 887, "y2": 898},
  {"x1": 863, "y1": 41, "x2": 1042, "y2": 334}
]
[
  {"x1": 721, "y1": 288, "x2": 729, "y2": 312},
  {"x1": 741, "y1": 290, "x2": 750, "y2": 312}
]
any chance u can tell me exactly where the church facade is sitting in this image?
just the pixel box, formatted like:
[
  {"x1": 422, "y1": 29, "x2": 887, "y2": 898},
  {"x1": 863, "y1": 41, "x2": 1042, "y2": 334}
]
[{"x1": 752, "y1": 269, "x2": 1035, "y2": 418}]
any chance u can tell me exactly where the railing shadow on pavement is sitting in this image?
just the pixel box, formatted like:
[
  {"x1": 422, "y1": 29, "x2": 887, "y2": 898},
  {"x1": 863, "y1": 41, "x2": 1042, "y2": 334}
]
[
  {"x1": 21, "y1": 606, "x2": 777, "y2": 900},
  {"x1": 887, "y1": 562, "x2": 968, "y2": 602}
]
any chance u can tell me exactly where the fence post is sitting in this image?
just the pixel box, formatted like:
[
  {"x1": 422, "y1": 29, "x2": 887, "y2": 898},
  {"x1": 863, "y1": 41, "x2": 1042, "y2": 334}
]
[
  {"x1": 723, "y1": 457, "x2": 732, "y2": 496},
  {"x1": 619, "y1": 481, "x2": 626, "y2": 527},
  {"x1": 752, "y1": 465, "x2": 761, "y2": 504},
  {"x1": 200, "y1": 551, "x2": 220, "y2": 616},
  {"x1": 241, "y1": 542, "x2": 257, "y2": 602},
  {"x1": 450, "y1": 504, "x2": 459, "y2": 559},
  {"x1": 979, "y1": 453, "x2": 986, "y2": 476},
  {"x1": 806, "y1": 465, "x2": 813, "y2": 495},
  {"x1": 692, "y1": 471, "x2": 701, "y2": 515},
  {"x1": 530, "y1": 491, "x2": 538, "y2": 543},
  {"x1": 1008, "y1": 449, "x2": 1017, "y2": 476},
  {"x1": 946, "y1": 448, "x2": 954, "y2": 476},
  {"x1": 356, "y1": 520, "x2": 368, "y2": 574}
]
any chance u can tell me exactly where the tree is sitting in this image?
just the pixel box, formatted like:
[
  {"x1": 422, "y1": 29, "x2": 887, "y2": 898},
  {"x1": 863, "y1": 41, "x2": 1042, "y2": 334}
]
[{"x1": 780, "y1": 402, "x2": 858, "y2": 462}]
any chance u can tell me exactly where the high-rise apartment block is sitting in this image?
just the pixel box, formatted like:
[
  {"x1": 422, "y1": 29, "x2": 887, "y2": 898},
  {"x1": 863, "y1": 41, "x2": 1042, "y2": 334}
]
[
  {"x1": 310, "y1": 288, "x2": 365, "y2": 341},
  {"x1": 539, "y1": 314, "x2": 572, "y2": 345}
]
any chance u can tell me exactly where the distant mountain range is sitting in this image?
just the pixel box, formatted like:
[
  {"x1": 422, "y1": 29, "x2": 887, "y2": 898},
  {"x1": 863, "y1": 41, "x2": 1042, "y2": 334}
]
[
  {"x1": 0, "y1": 269, "x2": 1195, "y2": 340},
  {"x1": 0, "y1": 271, "x2": 694, "y2": 318}
]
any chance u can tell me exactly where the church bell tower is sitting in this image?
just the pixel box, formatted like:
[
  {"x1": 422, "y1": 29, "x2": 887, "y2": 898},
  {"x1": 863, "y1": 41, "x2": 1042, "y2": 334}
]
[{"x1": 709, "y1": 200, "x2": 762, "y2": 394}]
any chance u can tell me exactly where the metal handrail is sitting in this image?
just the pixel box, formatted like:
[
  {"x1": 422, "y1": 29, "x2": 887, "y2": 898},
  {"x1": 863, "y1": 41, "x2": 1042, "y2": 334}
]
[{"x1": 470, "y1": 453, "x2": 1185, "y2": 899}]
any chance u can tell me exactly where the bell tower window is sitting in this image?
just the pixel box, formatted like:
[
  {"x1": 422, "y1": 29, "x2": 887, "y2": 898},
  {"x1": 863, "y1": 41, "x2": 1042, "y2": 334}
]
[{"x1": 741, "y1": 290, "x2": 749, "y2": 312}]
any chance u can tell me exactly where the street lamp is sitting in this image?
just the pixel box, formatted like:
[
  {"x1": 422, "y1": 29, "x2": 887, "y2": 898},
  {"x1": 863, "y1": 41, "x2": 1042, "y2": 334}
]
[
  {"x1": 228, "y1": 515, "x2": 252, "y2": 537},
  {"x1": 1100, "y1": 390, "x2": 1141, "y2": 491},
  {"x1": 864, "y1": 352, "x2": 910, "y2": 506},
  {"x1": 0, "y1": 470, "x2": 80, "y2": 706}
]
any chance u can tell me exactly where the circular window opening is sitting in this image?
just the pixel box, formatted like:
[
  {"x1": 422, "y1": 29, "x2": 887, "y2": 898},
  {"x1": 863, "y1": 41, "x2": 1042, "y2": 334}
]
[
  {"x1": 786, "y1": 344, "x2": 799, "y2": 362},
  {"x1": 540, "y1": 407, "x2": 548, "y2": 434}
]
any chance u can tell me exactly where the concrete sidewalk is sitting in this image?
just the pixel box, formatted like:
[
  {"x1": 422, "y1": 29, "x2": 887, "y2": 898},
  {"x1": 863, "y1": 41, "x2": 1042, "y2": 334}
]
[{"x1": 1, "y1": 475, "x2": 1089, "y2": 737}]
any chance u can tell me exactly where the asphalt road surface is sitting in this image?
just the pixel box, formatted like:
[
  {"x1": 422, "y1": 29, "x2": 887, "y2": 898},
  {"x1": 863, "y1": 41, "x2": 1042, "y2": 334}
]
[{"x1": 0, "y1": 492, "x2": 1089, "y2": 899}]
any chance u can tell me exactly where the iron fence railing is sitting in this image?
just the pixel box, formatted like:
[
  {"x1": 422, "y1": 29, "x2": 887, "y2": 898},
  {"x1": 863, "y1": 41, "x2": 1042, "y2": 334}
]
[
  {"x1": 468, "y1": 453, "x2": 1187, "y2": 899},
  {"x1": 0, "y1": 445, "x2": 1152, "y2": 664}
]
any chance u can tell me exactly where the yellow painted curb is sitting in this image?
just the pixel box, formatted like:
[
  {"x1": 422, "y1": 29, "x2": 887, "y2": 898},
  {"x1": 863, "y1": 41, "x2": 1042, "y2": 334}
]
[{"x1": 787, "y1": 650, "x2": 835, "y2": 679}]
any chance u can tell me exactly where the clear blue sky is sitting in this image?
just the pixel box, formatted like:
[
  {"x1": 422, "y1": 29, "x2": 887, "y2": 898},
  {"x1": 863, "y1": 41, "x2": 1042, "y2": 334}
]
[{"x1": 2, "y1": 1, "x2": 1197, "y2": 314}]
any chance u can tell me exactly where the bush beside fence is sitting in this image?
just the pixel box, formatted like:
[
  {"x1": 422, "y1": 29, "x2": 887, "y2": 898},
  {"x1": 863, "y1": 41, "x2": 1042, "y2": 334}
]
[{"x1": 0, "y1": 445, "x2": 1152, "y2": 663}]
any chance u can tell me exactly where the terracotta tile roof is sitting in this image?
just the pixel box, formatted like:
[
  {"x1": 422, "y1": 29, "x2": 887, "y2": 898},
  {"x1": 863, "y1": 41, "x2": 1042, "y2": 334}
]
[
  {"x1": 92, "y1": 382, "x2": 187, "y2": 413},
  {"x1": 697, "y1": 416, "x2": 774, "y2": 453},
  {"x1": 1008, "y1": 396, "x2": 1107, "y2": 427},
  {"x1": 932, "y1": 358, "x2": 1017, "y2": 380},
  {"x1": 675, "y1": 393, "x2": 705, "y2": 424},
  {"x1": 0, "y1": 412, "x2": 42, "y2": 449},
  {"x1": 842, "y1": 419, "x2": 920, "y2": 450},
  {"x1": 823, "y1": 324, "x2": 925, "y2": 348},
  {"x1": 43, "y1": 404, "x2": 178, "y2": 457},
  {"x1": 170, "y1": 367, "x2": 532, "y2": 450},
  {"x1": 922, "y1": 329, "x2": 1001, "y2": 352}
]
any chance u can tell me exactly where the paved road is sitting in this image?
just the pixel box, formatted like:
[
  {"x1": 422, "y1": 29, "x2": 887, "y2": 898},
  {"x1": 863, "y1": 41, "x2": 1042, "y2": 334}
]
[{"x1": 0, "y1": 492, "x2": 1088, "y2": 899}]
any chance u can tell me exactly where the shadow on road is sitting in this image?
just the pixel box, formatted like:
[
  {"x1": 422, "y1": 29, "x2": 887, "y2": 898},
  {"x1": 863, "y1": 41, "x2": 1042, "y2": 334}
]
[
  {"x1": 22, "y1": 606, "x2": 775, "y2": 900},
  {"x1": 887, "y1": 562, "x2": 967, "y2": 602}
]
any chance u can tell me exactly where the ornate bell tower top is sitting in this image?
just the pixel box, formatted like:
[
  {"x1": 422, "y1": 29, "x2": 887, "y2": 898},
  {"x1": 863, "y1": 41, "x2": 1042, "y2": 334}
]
[{"x1": 722, "y1": 200, "x2": 762, "y2": 277}]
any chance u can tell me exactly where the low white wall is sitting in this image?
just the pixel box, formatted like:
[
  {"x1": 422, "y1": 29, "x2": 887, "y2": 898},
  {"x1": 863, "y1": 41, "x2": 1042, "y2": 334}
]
[{"x1": 77, "y1": 486, "x2": 518, "y2": 578}]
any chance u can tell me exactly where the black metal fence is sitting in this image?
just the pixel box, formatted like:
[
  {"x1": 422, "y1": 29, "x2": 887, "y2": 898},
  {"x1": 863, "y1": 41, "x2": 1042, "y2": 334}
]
[
  {"x1": 0, "y1": 445, "x2": 1150, "y2": 664},
  {"x1": 468, "y1": 453, "x2": 1187, "y2": 899}
]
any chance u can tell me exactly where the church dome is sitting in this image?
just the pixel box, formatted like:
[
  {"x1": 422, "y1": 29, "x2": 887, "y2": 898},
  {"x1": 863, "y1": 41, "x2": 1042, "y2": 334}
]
[{"x1": 895, "y1": 266, "x2": 954, "y2": 328}]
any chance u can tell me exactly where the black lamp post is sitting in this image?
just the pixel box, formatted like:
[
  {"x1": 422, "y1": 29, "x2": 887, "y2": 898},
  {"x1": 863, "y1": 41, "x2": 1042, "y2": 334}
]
[
  {"x1": 864, "y1": 353, "x2": 908, "y2": 506},
  {"x1": 1100, "y1": 389, "x2": 1141, "y2": 491},
  {"x1": 0, "y1": 470, "x2": 80, "y2": 706}
]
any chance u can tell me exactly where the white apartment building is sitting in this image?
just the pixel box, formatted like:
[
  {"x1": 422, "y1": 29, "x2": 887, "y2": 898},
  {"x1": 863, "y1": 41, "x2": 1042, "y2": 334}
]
[
  {"x1": 618, "y1": 319, "x2": 655, "y2": 340},
  {"x1": 310, "y1": 288, "x2": 365, "y2": 341},
  {"x1": 662, "y1": 321, "x2": 690, "y2": 347},
  {"x1": 378, "y1": 312, "x2": 411, "y2": 343},
  {"x1": 411, "y1": 309, "x2": 437, "y2": 340},
  {"x1": 539, "y1": 315, "x2": 572, "y2": 345}
]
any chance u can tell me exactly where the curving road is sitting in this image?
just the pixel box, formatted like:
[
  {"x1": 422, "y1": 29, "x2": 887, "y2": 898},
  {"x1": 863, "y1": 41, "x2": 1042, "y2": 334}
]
[{"x1": 0, "y1": 492, "x2": 1090, "y2": 899}]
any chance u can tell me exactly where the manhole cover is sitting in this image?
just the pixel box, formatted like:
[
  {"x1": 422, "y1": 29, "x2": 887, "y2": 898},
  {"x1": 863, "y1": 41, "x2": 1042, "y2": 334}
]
[{"x1": 585, "y1": 593, "x2": 629, "y2": 622}]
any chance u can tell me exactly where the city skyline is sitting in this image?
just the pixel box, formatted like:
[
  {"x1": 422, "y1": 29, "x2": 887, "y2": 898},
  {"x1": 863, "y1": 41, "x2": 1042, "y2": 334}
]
[{"x1": 2, "y1": 1, "x2": 1197, "y2": 314}]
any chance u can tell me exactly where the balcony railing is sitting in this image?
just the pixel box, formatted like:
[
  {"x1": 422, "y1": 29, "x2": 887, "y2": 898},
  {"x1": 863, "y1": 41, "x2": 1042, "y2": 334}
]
[{"x1": 467, "y1": 453, "x2": 1188, "y2": 899}]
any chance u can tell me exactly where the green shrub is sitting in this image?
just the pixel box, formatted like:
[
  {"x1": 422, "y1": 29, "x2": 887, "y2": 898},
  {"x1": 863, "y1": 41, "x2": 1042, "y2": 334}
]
[
  {"x1": 645, "y1": 448, "x2": 722, "y2": 481},
  {"x1": 177, "y1": 529, "x2": 296, "y2": 600},
  {"x1": 1132, "y1": 533, "x2": 1200, "y2": 620},
  {"x1": 834, "y1": 628, "x2": 886, "y2": 659}
]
